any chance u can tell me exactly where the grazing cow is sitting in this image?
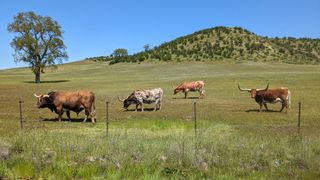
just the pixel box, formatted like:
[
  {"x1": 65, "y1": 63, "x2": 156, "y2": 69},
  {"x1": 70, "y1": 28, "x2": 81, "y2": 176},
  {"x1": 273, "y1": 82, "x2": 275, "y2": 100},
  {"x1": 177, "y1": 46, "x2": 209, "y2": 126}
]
[
  {"x1": 238, "y1": 84, "x2": 291, "y2": 112},
  {"x1": 174, "y1": 81, "x2": 205, "y2": 99},
  {"x1": 118, "y1": 88, "x2": 163, "y2": 112},
  {"x1": 34, "y1": 90, "x2": 96, "y2": 122}
]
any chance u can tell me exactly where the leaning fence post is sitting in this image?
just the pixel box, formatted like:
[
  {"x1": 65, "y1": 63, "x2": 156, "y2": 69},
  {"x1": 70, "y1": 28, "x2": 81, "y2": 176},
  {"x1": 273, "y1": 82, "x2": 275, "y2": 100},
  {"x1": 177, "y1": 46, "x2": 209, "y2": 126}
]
[
  {"x1": 298, "y1": 102, "x2": 301, "y2": 134},
  {"x1": 106, "y1": 100, "x2": 109, "y2": 137},
  {"x1": 19, "y1": 99, "x2": 24, "y2": 129}
]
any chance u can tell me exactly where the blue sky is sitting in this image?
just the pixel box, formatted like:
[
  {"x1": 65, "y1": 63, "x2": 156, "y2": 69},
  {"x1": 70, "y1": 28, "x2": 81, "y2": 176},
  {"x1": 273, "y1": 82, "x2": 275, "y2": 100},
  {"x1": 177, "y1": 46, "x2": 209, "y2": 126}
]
[{"x1": 0, "y1": 0, "x2": 319, "y2": 69}]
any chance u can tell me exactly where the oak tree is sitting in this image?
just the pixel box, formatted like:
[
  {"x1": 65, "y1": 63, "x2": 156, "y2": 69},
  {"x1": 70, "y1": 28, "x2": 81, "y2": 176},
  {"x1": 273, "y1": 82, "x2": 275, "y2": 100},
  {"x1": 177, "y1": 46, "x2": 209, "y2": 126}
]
[{"x1": 8, "y1": 11, "x2": 68, "y2": 83}]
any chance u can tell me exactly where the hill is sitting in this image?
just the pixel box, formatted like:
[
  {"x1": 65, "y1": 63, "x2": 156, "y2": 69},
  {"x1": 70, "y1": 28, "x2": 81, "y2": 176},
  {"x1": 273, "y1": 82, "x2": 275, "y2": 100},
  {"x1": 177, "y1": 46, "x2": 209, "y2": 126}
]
[{"x1": 90, "y1": 26, "x2": 320, "y2": 64}]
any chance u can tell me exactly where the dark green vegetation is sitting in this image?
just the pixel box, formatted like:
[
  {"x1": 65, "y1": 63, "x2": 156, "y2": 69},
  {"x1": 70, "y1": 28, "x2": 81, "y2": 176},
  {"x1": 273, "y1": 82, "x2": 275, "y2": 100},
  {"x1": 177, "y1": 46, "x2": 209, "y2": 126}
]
[
  {"x1": 0, "y1": 61, "x2": 320, "y2": 179},
  {"x1": 90, "y1": 26, "x2": 320, "y2": 64},
  {"x1": 8, "y1": 11, "x2": 68, "y2": 83}
]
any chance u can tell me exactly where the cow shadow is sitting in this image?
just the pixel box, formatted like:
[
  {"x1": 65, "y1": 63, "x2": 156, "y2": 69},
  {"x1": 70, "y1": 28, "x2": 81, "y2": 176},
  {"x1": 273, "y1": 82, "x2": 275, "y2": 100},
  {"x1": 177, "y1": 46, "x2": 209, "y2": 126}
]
[
  {"x1": 125, "y1": 108, "x2": 159, "y2": 112},
  {"x1": 172, "y1": 97, "x2": 200, "y2": 99},
  {"x1": 245, "y1": 109, "x2": 280, "y2": 113},
  {"x1": 39, "y1": 117, "x2": 93, "y2": 123},
  {"x1": 23, "y1": 80, "x2": 70, "y2": 84}
]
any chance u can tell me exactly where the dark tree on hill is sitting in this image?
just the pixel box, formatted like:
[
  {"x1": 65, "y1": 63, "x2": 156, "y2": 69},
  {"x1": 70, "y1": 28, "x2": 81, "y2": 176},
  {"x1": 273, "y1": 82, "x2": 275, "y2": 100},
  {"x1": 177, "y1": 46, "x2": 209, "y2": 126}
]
[
  {"x1": 143, "y1": 44, "x2": 150, "y2": 51},
  {"x1": 8, "y1": 11, "x2": 68, "y2": 83},
  {"x1": 112, "y1": 48, "x2": 128, "y2": 62}
]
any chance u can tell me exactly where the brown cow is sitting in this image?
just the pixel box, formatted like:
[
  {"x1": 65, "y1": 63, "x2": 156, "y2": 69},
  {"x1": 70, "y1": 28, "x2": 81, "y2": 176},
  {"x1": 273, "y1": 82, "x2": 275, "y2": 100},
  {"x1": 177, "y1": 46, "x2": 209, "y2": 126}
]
[
  {"x1": 34, "y1": 90, "x2": 96, "y2": 122},
  {"x1": 174, "y1": 81, "x2": 205, "y2": 99},
  {"x1": 238, "y1": 84, "x2": 291, "y2": 112}
]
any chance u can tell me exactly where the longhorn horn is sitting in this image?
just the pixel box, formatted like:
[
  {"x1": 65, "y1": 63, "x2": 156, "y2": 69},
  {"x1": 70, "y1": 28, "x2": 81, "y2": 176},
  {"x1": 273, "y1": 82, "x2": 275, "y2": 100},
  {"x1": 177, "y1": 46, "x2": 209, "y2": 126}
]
[
  {"x1": 43, "y1": 94, "x2": 50, "y2": 98},
  {"x1": 238, "y1": 84, "x2": 251, "y2": 92},
  {"x1": 34, "y1": 94, "x2": 41, "y2": 98},
  {"x1": 118, "y1": 96, "x2": 125, "y2": 102},
  {"x1": 257, "y1": 83, "x2": 269, "y2": 91}
]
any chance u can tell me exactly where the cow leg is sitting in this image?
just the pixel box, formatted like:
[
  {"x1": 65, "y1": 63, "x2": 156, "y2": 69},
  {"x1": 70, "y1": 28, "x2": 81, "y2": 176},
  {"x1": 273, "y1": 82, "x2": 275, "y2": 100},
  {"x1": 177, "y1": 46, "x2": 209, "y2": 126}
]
[
  {"x1": 66, "y1": 111, "x2": 71, "y2": 121},
  {"x1": 280, "y1": 103, "x2": 286, "y2": 112},
  {"x1": 184, "y1": 92, "x2": 187, "y2": 99},
  {"x1": 83, "y1": 108, "x2": 89, "y2": 122},
  {"x1": 285, "y1": 102, "x2": 289, "y2": 113},
  {"x1": 83, "y1": 116, "x2": 88, "y2": 122},
  {"x1": 135, "y1": 104, "x2": 138, "y2": 112},
  {"x1": 199, "y1": 91, "x2": 203, "y2": 99},
  {"x1": 154, "y1": 100, "x2": 159, "y2": 111},
  {"x1": 90, "y1": 115, "x2": 95, "y2": 123},
  {"x1": 263, "y1": 103, "x2": 269, "y2": 111},
  {"x1": 200, "y1": 89, "x2": 205, "y2": 99},
  {"x1": 158, "y1": 101, "x2": 162, "y2": 111},
  {"x1": 90, "y1": 111, "x2": 96, "y2": 123},
  {"x1": 56, "y1": 107, "x2": 63, "y2": 121},
  {"x1": 141, "y1": 104, "x2": 144, "y2": 112},
  {"x1": 259, "y1": 103, "x2": 263, "y2": 112}
]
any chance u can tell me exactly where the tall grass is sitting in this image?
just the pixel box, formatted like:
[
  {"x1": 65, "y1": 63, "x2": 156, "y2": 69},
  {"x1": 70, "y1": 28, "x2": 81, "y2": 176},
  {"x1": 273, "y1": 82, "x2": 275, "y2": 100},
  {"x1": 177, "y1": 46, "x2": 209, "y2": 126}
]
[{"x1": 1, "y1": 121, "x2": 319, "y2": 179}]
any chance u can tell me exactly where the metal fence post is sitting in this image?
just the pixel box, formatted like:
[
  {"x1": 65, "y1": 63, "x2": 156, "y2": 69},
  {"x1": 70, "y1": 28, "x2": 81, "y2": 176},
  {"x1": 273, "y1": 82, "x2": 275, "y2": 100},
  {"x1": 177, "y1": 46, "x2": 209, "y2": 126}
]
[
  {"x1": 298, "y1": 102, "x2": 301, "y2": 134},
  {"x1": 194, "y1": 102, "x2": 197, "y2": 138},
  {"x1": 106, "y1": 100, "x2": 109, "y2": 137},
  {"x1": 19, "y1": 99, "x2": 24, "y2": 129}
]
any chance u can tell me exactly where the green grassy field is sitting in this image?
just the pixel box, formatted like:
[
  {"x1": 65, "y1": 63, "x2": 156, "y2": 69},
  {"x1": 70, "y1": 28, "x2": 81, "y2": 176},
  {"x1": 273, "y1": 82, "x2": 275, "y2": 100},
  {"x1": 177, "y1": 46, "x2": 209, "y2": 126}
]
[{"x1": 0, "y1": 61, "x2": 320, "y2": 179}]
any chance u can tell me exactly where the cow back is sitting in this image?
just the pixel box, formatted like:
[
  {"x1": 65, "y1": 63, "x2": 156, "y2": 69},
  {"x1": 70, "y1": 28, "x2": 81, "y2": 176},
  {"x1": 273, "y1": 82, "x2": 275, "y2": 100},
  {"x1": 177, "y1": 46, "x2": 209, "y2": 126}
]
[
  {"x1": 52, "y1": 90, "x2": 95, "y2": 110},
  {"x1": 179, "y1": 81, "x2": 204, "y2": 90},
  {"x1": 258, "y1": 88, "x2": 289, "y2": 102}
]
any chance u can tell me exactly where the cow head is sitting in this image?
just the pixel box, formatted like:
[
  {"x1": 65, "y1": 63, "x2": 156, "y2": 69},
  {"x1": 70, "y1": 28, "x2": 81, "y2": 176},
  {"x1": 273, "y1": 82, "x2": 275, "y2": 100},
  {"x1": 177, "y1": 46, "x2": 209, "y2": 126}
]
[
  {"x1": 238, "y1": 84, "x2": 269, "y2": 98},
  {"x1": 118, "y1": 96, "x2": 137, "y2": 110},
  {"x1": 34, "y1": 93, "x2": 56, "y2": 112},
  {"x1": 173, "y1": 88, "x2": 180, "y2": 95}
]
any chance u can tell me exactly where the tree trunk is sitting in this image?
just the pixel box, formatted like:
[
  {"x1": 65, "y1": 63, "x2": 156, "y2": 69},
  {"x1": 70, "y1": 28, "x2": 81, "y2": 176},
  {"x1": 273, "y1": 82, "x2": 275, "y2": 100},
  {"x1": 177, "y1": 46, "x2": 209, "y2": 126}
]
[{"x1": 35, "y1": 71, "x2": 41, "y2": 83}]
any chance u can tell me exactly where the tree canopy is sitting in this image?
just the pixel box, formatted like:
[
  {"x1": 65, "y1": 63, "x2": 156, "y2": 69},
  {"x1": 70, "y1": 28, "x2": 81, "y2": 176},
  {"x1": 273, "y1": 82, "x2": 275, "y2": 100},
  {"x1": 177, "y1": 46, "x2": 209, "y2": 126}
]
[{"x1": 8, "y1": 11, "x2": 68, "y2": 83}]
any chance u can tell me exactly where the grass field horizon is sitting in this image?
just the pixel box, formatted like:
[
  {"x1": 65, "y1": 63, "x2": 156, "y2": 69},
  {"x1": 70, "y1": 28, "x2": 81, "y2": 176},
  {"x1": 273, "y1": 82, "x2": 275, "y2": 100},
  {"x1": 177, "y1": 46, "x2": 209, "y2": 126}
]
[{"x1": 0, "y1": 60, "x2": 320, "y2": 179}]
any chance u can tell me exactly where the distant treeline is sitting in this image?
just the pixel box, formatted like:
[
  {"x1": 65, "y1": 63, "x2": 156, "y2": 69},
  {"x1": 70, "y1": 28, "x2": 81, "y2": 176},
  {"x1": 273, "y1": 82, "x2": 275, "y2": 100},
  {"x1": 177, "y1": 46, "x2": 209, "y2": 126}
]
[{"x1": 88, "y1": 26, "x2": 320, "y2": 64}]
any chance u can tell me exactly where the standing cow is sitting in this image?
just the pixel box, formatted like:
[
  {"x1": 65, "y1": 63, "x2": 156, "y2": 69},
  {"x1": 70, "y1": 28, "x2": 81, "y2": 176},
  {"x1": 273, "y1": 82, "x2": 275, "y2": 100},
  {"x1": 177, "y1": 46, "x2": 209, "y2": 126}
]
[
  {"x1": 173, "y1": 80, "x2": 205, "y2": 99},
  {"x1": 238, "y1": 84, "x2": 291, "y2": 112},
  {"x1": 118, "y1": 88, "x2": 163, "y2": 112},
  {"x1": 34, "y1": 90, "x2": 96, "y2": 122}
]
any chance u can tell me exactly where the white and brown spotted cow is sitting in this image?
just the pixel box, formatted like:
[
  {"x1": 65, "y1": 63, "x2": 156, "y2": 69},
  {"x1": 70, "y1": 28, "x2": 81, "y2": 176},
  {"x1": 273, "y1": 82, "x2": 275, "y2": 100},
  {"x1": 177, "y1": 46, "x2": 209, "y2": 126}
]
[{"x1": 118, "y1": 88, "x2": 163, "y2": 112}]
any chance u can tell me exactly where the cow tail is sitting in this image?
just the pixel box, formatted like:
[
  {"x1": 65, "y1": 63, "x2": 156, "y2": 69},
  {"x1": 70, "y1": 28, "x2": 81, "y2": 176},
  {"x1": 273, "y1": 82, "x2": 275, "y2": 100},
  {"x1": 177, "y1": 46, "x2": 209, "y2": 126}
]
[{"x1": 92, "y1": 95, "x2": 96, "y2": 118}]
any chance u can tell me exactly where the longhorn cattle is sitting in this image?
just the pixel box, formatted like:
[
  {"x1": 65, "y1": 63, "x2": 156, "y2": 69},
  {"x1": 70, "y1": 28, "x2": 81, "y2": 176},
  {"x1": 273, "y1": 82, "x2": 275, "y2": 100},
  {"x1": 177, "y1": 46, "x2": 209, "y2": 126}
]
[
  {"x1": 238, "y1": 84, "x2": 291, "y2": 112},
  {"x1": 174, "y1": 81, "x2": 205, "y2": 99},
  {"x1": 34, "y1": 90, "x2": 96, "y2": 122},
  {"x1": 118, "y1": 88, "x2": 163, "y2": 112}
]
